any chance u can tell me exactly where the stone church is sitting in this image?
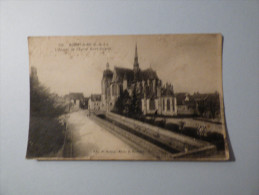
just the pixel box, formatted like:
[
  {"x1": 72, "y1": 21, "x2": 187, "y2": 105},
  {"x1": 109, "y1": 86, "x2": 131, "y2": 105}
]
[{"x1": 101, "y1": 45, "x2": 177, "y2": 116}]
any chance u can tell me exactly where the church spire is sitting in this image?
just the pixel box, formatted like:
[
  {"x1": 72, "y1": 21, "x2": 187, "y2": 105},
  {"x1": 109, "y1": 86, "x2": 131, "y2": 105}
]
[
  {"x1": 133, "y1": 43, "x2": 139, "y2": 71},
  {"x1": 135, "y1": 44, "x2": 138, "y2": 59}
]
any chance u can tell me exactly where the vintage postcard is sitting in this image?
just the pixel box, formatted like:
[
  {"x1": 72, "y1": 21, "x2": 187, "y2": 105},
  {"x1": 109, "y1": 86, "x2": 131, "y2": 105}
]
[{"x1": 26, "y1": 34, "x2": 229, "y2": 161}]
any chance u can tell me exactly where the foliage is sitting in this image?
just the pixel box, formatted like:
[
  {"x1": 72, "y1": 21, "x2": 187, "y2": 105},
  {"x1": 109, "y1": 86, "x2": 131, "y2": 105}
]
[
  {"x1": 113, "y1": 86, "x2": 142, "y2": 117},
  {"x1": 27, "y1": 116, "x2": 66, "y2": 157},
  {"x1": 27, "y1": 74, "x2": 66, "y2": 158},
  {"x1": 113, "y1": 89, "x2": 131, "y2": 115},
  {"x1": 131, "y1": 86, "x2": 142, "y2": 115},
  {"x1": 30, "y1": 76, "x2": 66, "y2": 117},
  {"x1": 197, "y1": 92, "x2": 220, "y2": 119}
]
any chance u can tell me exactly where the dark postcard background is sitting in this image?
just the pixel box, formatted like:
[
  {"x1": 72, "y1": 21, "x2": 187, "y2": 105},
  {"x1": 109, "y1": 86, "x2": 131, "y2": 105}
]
[{"x1": 0, "y1": 1, "x2": 258, "y2": 195}]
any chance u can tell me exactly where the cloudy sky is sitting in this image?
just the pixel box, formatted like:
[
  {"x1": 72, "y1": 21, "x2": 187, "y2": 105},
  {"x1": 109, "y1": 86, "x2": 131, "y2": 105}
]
[{"x1": 28, "y1": 34, "x2": 223, "y2": 96}]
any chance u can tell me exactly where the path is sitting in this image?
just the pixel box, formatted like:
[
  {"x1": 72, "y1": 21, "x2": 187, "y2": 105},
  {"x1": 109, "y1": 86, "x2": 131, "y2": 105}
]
[{"x1": 65, "y1": 110, "x2": 150, "y2": 160}]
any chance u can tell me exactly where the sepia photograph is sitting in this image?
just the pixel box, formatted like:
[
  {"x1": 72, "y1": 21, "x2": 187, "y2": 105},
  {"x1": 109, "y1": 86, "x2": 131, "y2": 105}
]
[{"x1": 26, "y1": 34, "x2": 229, "y2": 160}]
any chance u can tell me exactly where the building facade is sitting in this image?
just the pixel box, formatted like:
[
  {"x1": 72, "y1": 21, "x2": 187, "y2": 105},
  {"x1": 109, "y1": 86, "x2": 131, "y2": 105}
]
[
  {"x1": 101, "y1": 45, "x2": 177, "y2": 116},
  {"x1": 89, "y1": 94, "x2": 102, "y2": 111},
  {"x1": 175, "y1": 93, "x2": 196, "y2": 116},
  {"x1": 65, "y1": 92, "x2": 84, "y2": 108}
]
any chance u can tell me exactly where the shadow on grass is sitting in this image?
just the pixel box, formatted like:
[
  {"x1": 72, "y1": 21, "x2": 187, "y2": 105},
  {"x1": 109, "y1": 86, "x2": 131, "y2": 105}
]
[{"x1": 26, "y1": 116, "x2": 66, "y2": 158}]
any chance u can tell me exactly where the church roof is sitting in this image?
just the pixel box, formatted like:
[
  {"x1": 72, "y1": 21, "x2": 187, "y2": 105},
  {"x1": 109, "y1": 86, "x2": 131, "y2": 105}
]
[
  {"x1": 103, "y1": 69, "x2": 113, "y2": 78},
  {"x1": 112, "y1": 66, "x2": 159, "y2": 83},
  {"x1": 141, "y1": 68, "x2": 158, "y2": 80},
  {"x1": 113, "y1": 67, "x2": 134, "y2": 82},
  {"x1": 162, "y1": 88, "x2": 174, "y2": 97},
  {"x1": 161, "y1": 84, "x2": 174, "y2": 97}
]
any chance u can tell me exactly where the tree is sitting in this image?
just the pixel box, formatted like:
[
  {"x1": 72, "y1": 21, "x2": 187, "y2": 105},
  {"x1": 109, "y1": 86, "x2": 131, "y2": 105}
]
[
  {"x1": 30, "y1": 74, "x2": 65, "y2": 117},
  {"x1": 113, "y1": 89, "x2": 131, "y2": 115},
  {"x1": 131, "y1": 86, "x2": 142, "y2": 116},
  {"x1": 207, "y1": 92, "x2": 220, "y2": 119},
  {"x1": 113, "y1": 85, "x2": 142, "y2": 117},
  {"x1": 197, "y1": 99, "x2": 206, "y2": 117},
  {"x1": 197, "y1": 93, "x2": 220, "y2": 119},
  {"x1": 122, "y1": 90, "x2": 132, "y2": 115},
  {"x1": 27, "y1": 73, "x2": 67, "y2": 158}
]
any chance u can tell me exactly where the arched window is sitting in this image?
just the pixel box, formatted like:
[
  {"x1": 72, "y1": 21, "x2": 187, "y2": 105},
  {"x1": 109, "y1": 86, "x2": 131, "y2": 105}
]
[
  {"x1": 111, "y1": 85, "x2": 114, "y2": 96},
  {"x1": 104, "y1": 83, "x2": 107, "y2": 95},
  {"x1": 163, "y1": 99, "x2": 165, "y2": 111},
  {"x1": 150, "y1": 99, "x2": 155, "y2": 110},
  {"x1": 112, "y1": 85, "x2": 117, "y2": 96},
  {"x1": 167, "y1": 99, "x2": 170, "y2": 111},
  {"x1": 115, "y1": 85, "x2": 117, "y2": 96}
]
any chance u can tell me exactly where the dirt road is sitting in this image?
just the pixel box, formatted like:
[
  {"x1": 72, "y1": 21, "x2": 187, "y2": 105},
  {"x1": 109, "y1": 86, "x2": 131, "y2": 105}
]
[{"x1": 64, "y1": 110, "x2": 150, "y2": 160}]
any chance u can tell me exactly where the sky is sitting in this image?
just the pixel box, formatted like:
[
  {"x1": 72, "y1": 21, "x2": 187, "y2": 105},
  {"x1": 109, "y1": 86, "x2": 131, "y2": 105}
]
[{"x1": 28, "y1": 34, "x2": 223, "y2": 97}]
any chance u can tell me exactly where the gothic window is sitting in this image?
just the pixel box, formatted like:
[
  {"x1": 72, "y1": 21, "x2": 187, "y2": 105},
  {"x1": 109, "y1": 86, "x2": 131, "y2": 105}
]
[
  {"x1": 150, "y1": 99, "x2": 155, "y2": 110},
  {"x1": 112, "y1": 85, "x2": 117, "y2": 96},
  {"x1": 163, "y1": 99, "x2": 165, "y2": 111},
  {"x1": 167, "y1": 99, "x2": 170, "y2": 111},
  {"x1": 104, "y1": 83, "x2": 107, "y2": 95},
  {"x1": 115, "y1": 85, "x2": 117, "y2": 96}
]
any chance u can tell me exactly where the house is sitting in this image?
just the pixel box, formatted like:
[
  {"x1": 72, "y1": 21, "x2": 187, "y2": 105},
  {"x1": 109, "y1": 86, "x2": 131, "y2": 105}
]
[
  {"x1": 89, "y1": 94, "x2": 102, "y2": 111},
  {"x1": 82, "y1": 97, "x2": 89, "y2": 109},
  {"x1": 175, "y1": 93, "x2": 196, "y2": 116},
  {"x1": 65, "y1": 92, "x2": 84, "y2": 108}
]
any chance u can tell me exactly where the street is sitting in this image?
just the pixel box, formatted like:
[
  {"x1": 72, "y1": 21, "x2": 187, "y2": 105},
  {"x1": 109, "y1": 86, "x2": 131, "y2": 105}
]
[{"x1": 65, "y1": 110, "x2": 150, "y2": 160}]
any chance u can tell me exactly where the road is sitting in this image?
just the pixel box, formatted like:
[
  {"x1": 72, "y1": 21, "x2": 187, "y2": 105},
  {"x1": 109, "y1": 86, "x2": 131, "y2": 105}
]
[{"x1": 64, "y1": 110, "x2": 151, "y2": 160}]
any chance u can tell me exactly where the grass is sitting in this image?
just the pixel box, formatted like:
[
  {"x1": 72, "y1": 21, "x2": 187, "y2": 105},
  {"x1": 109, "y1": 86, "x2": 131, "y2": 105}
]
[{"x1": 26, "y1": 116, "x2": 66, "y2": 158}]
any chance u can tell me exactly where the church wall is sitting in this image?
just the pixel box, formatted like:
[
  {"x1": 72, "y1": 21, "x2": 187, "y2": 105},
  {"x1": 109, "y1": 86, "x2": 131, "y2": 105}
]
[
  {"x1": 144, "y1": 98, "x2": 159, "y2": 115},
  {"x1": 156, "y1": 98, "x2": 162, "y2": 115},
  {"x1": 141, "y1": 96, "x2": 177, "y2": 116},
  {"x1": 141, "y1": 99, "x2": 146, "y2": 115},
  {"x1": 160, "y1": 97, "x2": 177, "y2": 116},
  {"x1": 146, "y1": 99, "x2": 150, "y2": 113},
  {"x1": 123, "y1": 79, "x2": 127, "y2": 91}
]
